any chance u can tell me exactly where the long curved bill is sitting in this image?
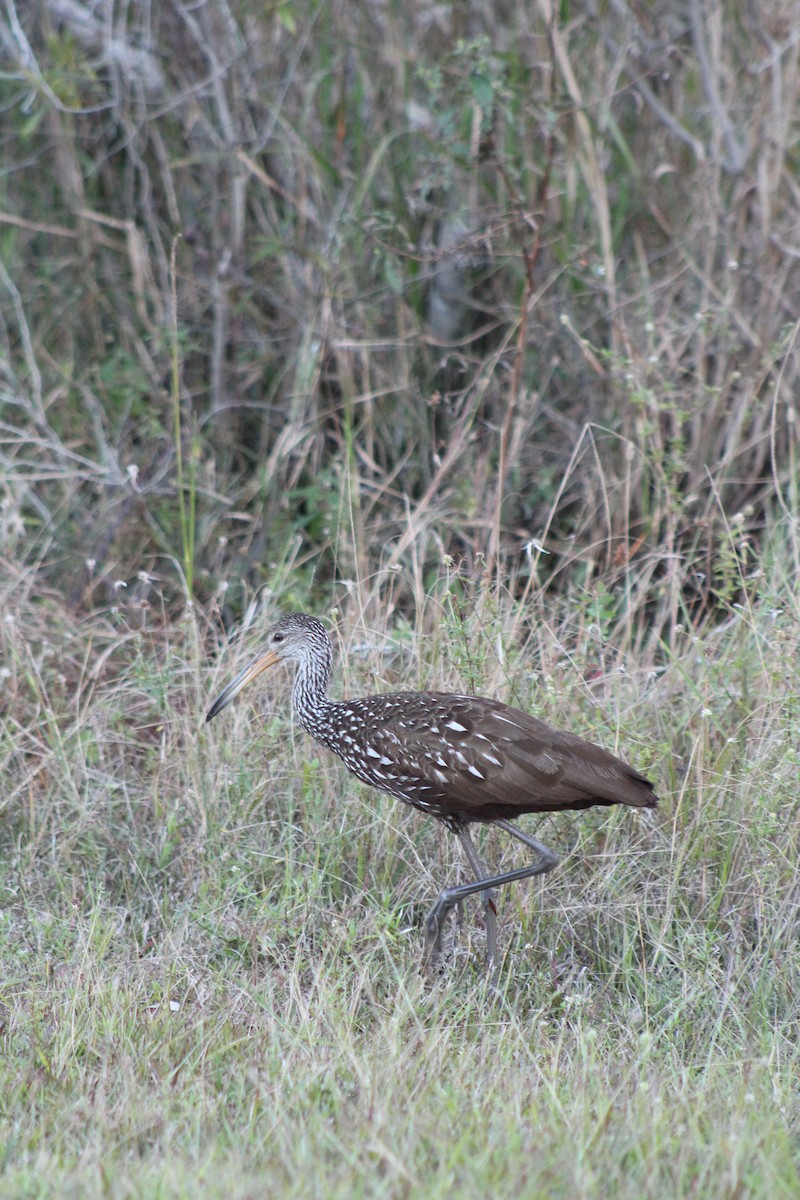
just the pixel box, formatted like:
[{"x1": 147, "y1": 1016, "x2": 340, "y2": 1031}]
[{"x1": 205, "y1": 647, "x2": 281, "y2": 722}]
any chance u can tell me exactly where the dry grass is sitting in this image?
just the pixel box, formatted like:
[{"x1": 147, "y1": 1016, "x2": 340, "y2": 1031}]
[{"x1": 1, "y1": 1, "x2": 800, "y2": 1195}]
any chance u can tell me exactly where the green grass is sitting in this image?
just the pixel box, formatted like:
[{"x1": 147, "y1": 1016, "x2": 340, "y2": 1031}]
[
  {"x1": 2, "y1": 552, "x2": 799, "y2": 1197},
  {"x1": 1, "y1": 961, "x2": 795, "y2": 1198}
]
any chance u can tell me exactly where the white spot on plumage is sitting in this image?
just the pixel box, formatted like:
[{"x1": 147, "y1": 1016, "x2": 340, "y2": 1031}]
[
  {"x1": 484, "y1": 753, "x2": 502, "y2": 766},
  {"x1": 536, "y1": 756, "x2": 560, "y2": 776},
  {"x1": 467, "y1": 764, "x2": 484, "y2": 779},
  {"x1": 446, "y1": 720, "x2": 467, "y2": 733},
  {"x1": 366, "y1": 746, "x2": 381, "y2": 759}
]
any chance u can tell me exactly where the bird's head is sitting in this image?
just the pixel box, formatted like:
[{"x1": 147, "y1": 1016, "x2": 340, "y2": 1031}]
[{"x1": 205, "y1": 612, "x2": 330, "y2": 722}]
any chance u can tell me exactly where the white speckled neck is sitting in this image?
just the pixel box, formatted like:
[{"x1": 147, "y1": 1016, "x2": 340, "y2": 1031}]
[{"x1": 290, "y1": 624, "x2": 335, "y2": 740}]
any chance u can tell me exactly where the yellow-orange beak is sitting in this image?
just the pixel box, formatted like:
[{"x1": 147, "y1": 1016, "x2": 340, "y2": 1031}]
[{"x1": 205, "y1": 647, "x2": 281, "y2": 722}]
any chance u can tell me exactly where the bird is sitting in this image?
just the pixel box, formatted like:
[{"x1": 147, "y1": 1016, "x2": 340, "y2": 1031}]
[{"x1": 206, "y1": 612, "x2": 658, "y2": 979}]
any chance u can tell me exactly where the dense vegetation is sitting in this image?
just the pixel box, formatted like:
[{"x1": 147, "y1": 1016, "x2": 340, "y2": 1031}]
[{"x1": 1, "y1": 2, "x2": 798, "y2": 1196}]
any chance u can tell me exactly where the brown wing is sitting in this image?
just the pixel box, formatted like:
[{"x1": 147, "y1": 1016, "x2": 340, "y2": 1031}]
[{"x1": 332, "y1": 692, "x2": 657, "y2": 823}]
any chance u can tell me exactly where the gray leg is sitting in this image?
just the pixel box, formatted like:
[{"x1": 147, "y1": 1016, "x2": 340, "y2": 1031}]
[
  {"x1": 423, "y1": 820, "x2": 558, "y2": 976},
  {"x1": 457, "y1": 827, "x2": 498, "y2": 975}
]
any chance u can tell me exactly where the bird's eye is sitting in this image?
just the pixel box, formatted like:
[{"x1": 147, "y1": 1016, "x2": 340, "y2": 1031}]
[{"x1": 273, "y1": 632, "x2": 284, "y2": 643}]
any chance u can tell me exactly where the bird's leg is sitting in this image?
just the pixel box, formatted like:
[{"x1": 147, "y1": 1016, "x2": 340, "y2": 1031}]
[
  {"x1": 423, "y1": 820, "x2": 558, "y2": 979},
  {"x1": 493, "y1": 818, "x2": 561, "y2": 865},
  {"x1": 456, "y1": 827, "x2": 497, "y2": 977},
  {"x1": 423, "y1": 824, "x2": 480, "y2": 973}
]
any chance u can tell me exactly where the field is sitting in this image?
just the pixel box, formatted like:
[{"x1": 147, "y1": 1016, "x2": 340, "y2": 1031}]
[{"x1": 2, "y1": 2, "x2": 800, "y2": 1196}]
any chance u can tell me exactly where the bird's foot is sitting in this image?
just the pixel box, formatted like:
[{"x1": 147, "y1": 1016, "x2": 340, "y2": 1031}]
[
  {"x1": 423, "y1": 893, "x2": 462, "y2": 975},
  {"x1": 423, "y1": 910, "x2": 445, "y2": 973},
  {"x1": 484, "y1": 953, "x2": 500, "y2": 994}
]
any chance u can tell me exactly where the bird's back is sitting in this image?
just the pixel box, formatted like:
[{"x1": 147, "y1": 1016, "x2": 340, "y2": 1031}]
[{"x1": 316, "y1": 690, "x2": 657, "y2": 824}]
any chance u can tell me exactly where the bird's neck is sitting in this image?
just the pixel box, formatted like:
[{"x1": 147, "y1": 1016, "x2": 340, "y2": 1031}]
[{"x1": 292, "y1": 647, "x2": 335, "y2": 740}]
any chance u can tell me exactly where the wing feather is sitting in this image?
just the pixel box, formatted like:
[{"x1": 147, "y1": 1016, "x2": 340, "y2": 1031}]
[{"x1": 334, "y1": 692, "x2": 657, "y2": 822}]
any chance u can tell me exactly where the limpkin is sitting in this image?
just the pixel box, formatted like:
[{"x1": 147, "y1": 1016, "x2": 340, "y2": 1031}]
[{"x1": 206, "y1": 612, "x2": 657, "y2": 976}]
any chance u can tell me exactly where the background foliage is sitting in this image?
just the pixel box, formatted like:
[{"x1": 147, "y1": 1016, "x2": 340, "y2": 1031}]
[{"x1": 3, "y1": 0, "x2": 799, "y2": 629}]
